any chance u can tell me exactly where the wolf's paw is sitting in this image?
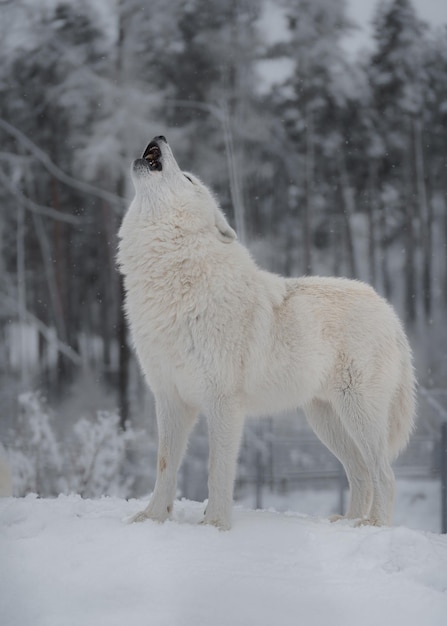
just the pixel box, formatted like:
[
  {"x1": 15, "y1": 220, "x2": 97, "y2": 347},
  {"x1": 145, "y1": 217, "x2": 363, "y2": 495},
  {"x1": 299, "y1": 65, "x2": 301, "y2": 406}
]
[
  {"x1": 201, "y1": 518, "x2": 231, "y2": 531},
  {"x1": 128, "y1": 505, "x2": 171, "y2": 525},
  {"x1": 354, "y1": 517, "x2": 383, "y2": 528},
  {"x1": 329, "y1": 514, "x2": 345, "y2": 523},
  {"x1": 202, "y1": 509, "x2": 232, "y2": 531},
  {"x1": 330, "y1": 514, "x2": 368, "y2": 526},
  {"x1": 129, "y1": 510, "x2": 153, "y2": 524}
]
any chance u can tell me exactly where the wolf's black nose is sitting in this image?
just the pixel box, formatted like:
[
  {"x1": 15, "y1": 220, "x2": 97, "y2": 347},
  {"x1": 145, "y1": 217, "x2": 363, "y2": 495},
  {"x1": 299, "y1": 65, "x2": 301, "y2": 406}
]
[{"x1": 156, "y1": 135, "x2": 167, "y2": 143}]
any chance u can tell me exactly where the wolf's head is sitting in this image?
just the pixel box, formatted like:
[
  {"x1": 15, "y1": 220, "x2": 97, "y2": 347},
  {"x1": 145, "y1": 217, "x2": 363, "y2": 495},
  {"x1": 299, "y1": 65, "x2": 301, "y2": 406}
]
[{"x1": 129, "y1": 136, "x2": 236, "y2": 243}]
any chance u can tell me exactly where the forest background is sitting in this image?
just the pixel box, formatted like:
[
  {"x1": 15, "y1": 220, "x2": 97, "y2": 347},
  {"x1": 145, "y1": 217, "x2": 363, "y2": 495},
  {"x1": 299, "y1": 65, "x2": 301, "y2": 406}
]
[{"x1": 1, "y1": 0, "x2": 446, "y2": 502}]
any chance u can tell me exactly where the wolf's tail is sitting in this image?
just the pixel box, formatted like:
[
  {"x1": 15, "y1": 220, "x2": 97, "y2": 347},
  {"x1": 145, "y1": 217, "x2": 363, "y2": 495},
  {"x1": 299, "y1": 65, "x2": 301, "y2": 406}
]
[{"x1": 387, "y1": 332, "x2": 417, "y2": 460}]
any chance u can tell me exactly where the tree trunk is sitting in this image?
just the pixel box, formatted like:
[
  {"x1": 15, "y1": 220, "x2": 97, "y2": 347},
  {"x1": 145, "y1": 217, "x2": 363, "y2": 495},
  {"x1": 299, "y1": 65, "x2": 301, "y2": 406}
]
[
  {"x1": 117, "y1": 275, "x2": 129, "y2": 430},
  {"x1": 367, "y1": 160, "x2": 378, "y2": 287},
  {"x1": 338, "y1": 149, "x2": 357, "y2": 279},
  {"x1": 414, "y1": 118, "x2": 432, "y2": 320},
  {"x1": 404, "y1": 121, "x2": 417, "y2": 325},
  {"x1": 16, "y1": 190, "x2": 28, "y2": 390},
  {"x1": 379, "y1": 202, "x2": 392, "y2": 300},
  {"x1": 51, "y1": 176, "x2": 73, "y2": 382},
  {"x1": 223, "y1": 110, "x2": 246, "y2": 244},
  {"x1": 303, "y1": 105, "x2": 313, "y2": 274},
  {"x1": 100, "y1": 197, "x2": 119, "y2": 371},
  {"x1": 444, "y1": 199, "x2": 447, "y2": 309},
  {"x1": 115, "y1": 2, "x2": 130, "y2": 429}
]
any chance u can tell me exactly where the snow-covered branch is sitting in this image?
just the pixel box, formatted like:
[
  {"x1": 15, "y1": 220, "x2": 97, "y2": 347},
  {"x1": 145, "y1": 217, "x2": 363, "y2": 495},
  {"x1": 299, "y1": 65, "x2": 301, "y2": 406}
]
[
  {"x1": 0, "y1": 118, "x2": 126, "y2": 210},
  {"x1": 0, "y1": 168, "x2": 84, "y2": 225}
]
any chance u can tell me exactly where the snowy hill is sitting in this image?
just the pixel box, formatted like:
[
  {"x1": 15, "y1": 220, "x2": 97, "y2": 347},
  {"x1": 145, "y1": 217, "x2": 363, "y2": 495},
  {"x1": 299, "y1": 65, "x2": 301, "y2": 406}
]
[{"x1": 1, "y1": 496, "x2": 446, "y2": 626}]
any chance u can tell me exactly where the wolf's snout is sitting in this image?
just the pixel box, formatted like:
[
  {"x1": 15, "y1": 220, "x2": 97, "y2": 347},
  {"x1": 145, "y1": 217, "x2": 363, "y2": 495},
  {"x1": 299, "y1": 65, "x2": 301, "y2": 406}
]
[{"x1": 142, "y1": 136, "x2": 167, "y2": 172}]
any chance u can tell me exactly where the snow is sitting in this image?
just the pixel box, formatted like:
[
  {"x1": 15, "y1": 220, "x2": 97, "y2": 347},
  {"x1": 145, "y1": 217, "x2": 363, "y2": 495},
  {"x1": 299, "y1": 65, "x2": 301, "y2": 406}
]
[
  {"x1": 1, "y1": 492, "x2": 446, "y2": 626},
  {"x1": 239, "y1": 478, "x2": 442, "y2": 533}
]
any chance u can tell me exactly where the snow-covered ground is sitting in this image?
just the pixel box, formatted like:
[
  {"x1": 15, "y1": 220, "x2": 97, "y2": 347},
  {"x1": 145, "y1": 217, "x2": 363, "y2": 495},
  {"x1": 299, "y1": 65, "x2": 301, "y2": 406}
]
[
  {"x1": 1, "y1": 482, "x2": 446, "y2": 626},
  {"x1": 238, "y1": 478, "x2": 442, "y2": 534}
]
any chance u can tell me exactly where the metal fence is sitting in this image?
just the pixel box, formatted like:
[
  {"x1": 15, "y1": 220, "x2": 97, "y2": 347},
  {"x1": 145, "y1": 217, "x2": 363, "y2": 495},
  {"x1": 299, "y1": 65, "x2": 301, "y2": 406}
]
[
  {"x1": 179, "y1": 420, "x2": 447, "y2": 532},
  {"x1": 235, "y1": 429, "x2": 446, "y2": 531}
]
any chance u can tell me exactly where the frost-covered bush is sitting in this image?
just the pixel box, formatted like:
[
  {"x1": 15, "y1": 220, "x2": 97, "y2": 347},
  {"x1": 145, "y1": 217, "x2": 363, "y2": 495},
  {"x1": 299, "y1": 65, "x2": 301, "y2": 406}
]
[
  {"x1": 7, "y1": 392, "x2": 138, "y2": 498},
  {"x1": 67, "y1": 411, "x2": 135, "y2": 498},
  {"x1": 9, "y1": 392, "x2": 65, "y2": 496}
]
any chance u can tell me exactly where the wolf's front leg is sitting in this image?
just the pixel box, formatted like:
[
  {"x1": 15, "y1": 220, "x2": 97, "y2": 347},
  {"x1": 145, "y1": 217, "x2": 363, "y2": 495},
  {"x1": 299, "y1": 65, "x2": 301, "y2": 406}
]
[
  {"x1": 131, "y1": 391, "x2": 197, "y2": 524},
  {"x1": 203, "y1": 406, "x2": 245, "y2": 530}
]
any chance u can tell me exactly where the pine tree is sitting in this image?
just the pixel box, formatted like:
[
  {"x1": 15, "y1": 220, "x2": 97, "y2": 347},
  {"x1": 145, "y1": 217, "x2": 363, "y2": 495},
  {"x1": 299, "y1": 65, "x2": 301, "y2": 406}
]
[
  {"x1": 267, "y1": 0, "x2": 354, "y2": 275},
  {"x1": 368, "y1": 0, "x2": 430, "y2": 323}
]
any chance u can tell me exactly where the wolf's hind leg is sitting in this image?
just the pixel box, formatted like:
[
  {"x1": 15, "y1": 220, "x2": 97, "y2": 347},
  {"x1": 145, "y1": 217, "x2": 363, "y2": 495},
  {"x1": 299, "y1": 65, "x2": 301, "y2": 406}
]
[
  {"x1": 331, "y1": 393, "x2": 395, "y2": 526},
  {"x1": 304, "y1": 399, "x2": 373, "y2": 521}
]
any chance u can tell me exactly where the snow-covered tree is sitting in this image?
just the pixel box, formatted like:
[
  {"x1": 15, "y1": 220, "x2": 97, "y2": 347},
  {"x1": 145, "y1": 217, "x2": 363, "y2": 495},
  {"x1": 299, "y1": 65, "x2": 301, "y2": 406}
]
[
  {"x1": 266, "y1": 0, "x2": 356, "y2": 275},
  {"x1": 368, "y1": 0, "x2": 431, "y2": 323},
  {"x1": 1, "y1": 0, "x2": 446, "y2": 471}
]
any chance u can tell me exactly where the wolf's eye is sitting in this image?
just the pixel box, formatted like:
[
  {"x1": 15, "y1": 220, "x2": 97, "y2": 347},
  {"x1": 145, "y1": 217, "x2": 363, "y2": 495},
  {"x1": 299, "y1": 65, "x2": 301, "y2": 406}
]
[{"x1": 184, "y1": 174, "x2": 193, "y2": 183}]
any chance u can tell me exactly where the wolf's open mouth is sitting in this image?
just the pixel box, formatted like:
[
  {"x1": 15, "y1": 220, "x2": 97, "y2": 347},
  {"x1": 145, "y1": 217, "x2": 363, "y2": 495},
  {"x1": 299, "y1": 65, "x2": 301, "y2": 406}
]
[{"x1": 142, "y1": 142, "x2": 162, "y2": 171}]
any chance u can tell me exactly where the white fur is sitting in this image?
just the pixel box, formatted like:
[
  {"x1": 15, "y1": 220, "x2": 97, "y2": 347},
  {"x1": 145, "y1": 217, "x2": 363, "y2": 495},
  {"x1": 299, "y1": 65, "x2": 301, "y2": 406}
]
[{"x1": 118, "y1": 138, "x2": 416, "y2": 530}]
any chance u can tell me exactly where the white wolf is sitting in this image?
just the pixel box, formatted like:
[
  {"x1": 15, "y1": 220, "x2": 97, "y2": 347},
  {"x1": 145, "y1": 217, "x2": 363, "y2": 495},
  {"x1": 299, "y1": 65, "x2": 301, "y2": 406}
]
[{"x1": 118, "y1": 136, "x2": 416, "y2": 530}]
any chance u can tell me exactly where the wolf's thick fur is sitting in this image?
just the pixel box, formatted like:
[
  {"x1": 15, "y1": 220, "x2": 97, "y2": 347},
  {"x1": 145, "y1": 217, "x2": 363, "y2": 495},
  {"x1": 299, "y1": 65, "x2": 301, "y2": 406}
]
[{"x1": 118, "y1": 137, "x2": 416, "y2": 529}]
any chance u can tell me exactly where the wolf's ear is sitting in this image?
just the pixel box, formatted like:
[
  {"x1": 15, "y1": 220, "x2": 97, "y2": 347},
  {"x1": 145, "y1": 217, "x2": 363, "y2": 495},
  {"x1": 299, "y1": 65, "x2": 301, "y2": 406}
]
[
  {"x1": 215, "y1": 223, "x2": 237, "y2": 243},
  {"x1": 214, "y1": 209, "x2": 237, "y2": 243}
]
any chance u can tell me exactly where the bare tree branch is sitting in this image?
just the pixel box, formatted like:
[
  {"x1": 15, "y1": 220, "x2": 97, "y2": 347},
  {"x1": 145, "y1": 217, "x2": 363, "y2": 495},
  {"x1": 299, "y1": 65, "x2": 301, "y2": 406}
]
[
  {"x1": 0, "y1": 118, "x2": 126, "y2": 210},
  {"x1": 0, "y1": 169, "x2": 84, "y2": 225},
  {"x1": 1, "y1": 290, "x2": 83, "y2": 366}
]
